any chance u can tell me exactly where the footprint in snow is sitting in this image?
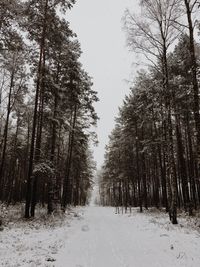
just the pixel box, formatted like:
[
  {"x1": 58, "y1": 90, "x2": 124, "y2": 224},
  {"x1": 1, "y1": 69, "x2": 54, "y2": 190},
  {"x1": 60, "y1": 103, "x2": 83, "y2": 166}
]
[
  {"x1": 81, "y1": 225, "x2": 89, "y2": 232},
  {"x1": 160, "y1": 234, "x2": 169, "y2": 237}
]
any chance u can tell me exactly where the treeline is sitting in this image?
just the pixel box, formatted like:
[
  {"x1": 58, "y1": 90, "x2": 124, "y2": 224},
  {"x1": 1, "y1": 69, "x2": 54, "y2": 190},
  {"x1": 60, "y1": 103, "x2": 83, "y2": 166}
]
[
  {"x1": 99, "y1": 0, "x2": 200, "y2": 224},
  {"x1": 0, "y1": 0, "x2": 98, "y2": 218}
]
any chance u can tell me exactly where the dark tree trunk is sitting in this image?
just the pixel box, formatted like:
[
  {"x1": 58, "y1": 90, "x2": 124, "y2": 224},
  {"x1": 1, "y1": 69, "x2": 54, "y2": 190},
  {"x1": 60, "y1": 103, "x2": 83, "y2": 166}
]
[
  {"x1": 175, "y1": 112, "x2": 190, "y2": 211},
  {"x1": 162, "y1": 43, "x2": 178, "y2": 224},
  {"x1": 0, "y1": 70, "x2": 14, "y2": 195},
  {"x1": 25, "y1": 0, "x2": 49, "y2": 219},
  {"x1": 184, "y1": 0, "x2": 200, "y2": 175},
  {"x1": 135, "y1": 121, "x2": 142, "y2": 212},
  {"x1": 62, "y1": 104, "x2": 77, "y2": 209},
  {"x1": 31, "y1": 47, "x2": 46, "y2": 217}
]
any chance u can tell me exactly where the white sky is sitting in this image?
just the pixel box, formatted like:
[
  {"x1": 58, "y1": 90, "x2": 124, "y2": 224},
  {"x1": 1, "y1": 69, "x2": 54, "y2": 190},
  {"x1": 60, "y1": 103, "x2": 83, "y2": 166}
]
[{"x1": 66, "y1": 0, "x2": 140, "y2": 168}]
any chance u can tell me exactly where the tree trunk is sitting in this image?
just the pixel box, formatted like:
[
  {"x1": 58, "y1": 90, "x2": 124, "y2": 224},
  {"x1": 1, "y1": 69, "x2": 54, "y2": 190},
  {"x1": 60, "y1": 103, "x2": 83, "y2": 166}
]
[
  {"x1": 25, "y1": 0, "x2": 49, "y2": 218},
  {"x1": 184, "y1": 0, "x2": 200, "y2": 175},
  {"x1": 62, "y1": 104, "x2": 77, "y2": 209},
  {"x1": 30, "y1": 46, "x2": 46, "y2": 217},
  {"x1": 162, "y1": 43, "x2": 178, "y2": 224},
  {"x1": 0, "y1": 70, "x2": 14, "y2": 196},
  {"x1": 135, "y1": 121, "x2": 142, "y2": 212}
]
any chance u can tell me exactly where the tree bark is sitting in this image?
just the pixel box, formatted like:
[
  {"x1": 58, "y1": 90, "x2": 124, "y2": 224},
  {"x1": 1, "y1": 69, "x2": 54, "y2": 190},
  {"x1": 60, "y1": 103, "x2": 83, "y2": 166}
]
[
  {"x1": 25, "y1": 0, "x2": 49, "y2": 218},
  {"x1": 0, "y1": 69, "x2": 14, "y2": 195},
  {"x1": 62, "y1": 104, "x2": 77, "y2": 209},
  {"x1": 184, "y1": 0, "x2": 200, "y2": 174}
]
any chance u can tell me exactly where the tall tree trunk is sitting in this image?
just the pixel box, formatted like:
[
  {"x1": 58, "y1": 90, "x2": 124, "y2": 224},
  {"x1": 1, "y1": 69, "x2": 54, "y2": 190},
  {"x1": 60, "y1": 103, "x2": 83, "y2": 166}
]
[
  {"x1": 46, "y1": 64, "x2": 61, "y2": 214},
  {"x1": 162, "y1": 43, "x2": 178, "y2": 224},
  {"x1": 50, "y1": 62, "x2": 60, "y2": 163},
  {"x1": 135, "y1": 121, "x2": 142, "y2": 212},
  {"x1": 7, "y1": 115, "x2": 20, "y2": 204},
  {"x1": 184, "y1": 0, "x2": 200, "y2": 174},
  {"x1": 25, "y1": 0, "x2": 49, "y2": 218},
  {"x1": 0, "y1": 69, "x2": 6, "y2": 131},
  {"x1": 0, "y1": 69, "x2": 14, "y2": 196},
  {"x1": 30, "y1": 47, "x2": 46, "y2": 217},
  {"x1": 175, "y1": 112, "x2": 190, "y2": 211},
  {"x1": 62, "y1": 104, "x2": 77, "y2": 209}
]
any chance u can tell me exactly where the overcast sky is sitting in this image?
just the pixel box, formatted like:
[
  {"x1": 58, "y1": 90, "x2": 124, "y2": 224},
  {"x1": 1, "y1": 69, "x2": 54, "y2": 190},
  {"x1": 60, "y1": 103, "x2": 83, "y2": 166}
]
[{"x1": 67, "y1": 0, "x2": 140, "y2": 168}]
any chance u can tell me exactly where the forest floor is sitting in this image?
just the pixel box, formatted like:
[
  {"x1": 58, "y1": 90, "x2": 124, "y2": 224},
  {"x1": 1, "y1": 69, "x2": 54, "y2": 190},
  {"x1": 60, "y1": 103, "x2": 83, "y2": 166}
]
[{"x1": 0, "y1": 205, "x2": 200, "y2": 267}]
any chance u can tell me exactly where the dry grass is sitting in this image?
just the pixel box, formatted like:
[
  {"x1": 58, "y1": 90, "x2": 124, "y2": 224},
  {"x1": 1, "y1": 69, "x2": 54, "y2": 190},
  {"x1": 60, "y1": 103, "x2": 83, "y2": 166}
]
[{"x1": 0, "y1": 203, "x2": 73, "y2": 230}]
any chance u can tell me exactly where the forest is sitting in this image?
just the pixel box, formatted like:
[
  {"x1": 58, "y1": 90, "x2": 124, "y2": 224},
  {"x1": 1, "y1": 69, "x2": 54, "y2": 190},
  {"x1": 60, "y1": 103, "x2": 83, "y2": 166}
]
[
  {"x1": 0, "y1": 0, "x2": 98, "y2": 219},
  {"x1": 0, "y1": 0, "x2": 200, "y2": 227},
  {"x1": 99, "y1": 0, "x2": 200, "y2": 224},
  {"x1": 1, "y1": 1, "x2": 200, "y2": 266}
]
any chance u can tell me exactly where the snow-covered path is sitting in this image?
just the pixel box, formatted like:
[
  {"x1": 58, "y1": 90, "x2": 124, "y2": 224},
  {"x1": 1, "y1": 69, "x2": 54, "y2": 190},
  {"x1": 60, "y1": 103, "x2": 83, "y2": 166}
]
[{"x1": 56, "y1": 207, "x2": 200, "y2": 267}]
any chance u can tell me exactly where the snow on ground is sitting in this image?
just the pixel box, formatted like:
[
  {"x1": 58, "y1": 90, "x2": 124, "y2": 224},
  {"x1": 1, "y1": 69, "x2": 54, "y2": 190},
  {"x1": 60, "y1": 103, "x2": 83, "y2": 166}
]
[
  {"x1": 0, "y1": 206, "x2": 85, "y2": 267},
  {"x1": 0, "y1": 205, "x2": 200, "y2": 267},
  {"x1": 56, "y1": 207, "x2": 200, "y2": 267}
]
